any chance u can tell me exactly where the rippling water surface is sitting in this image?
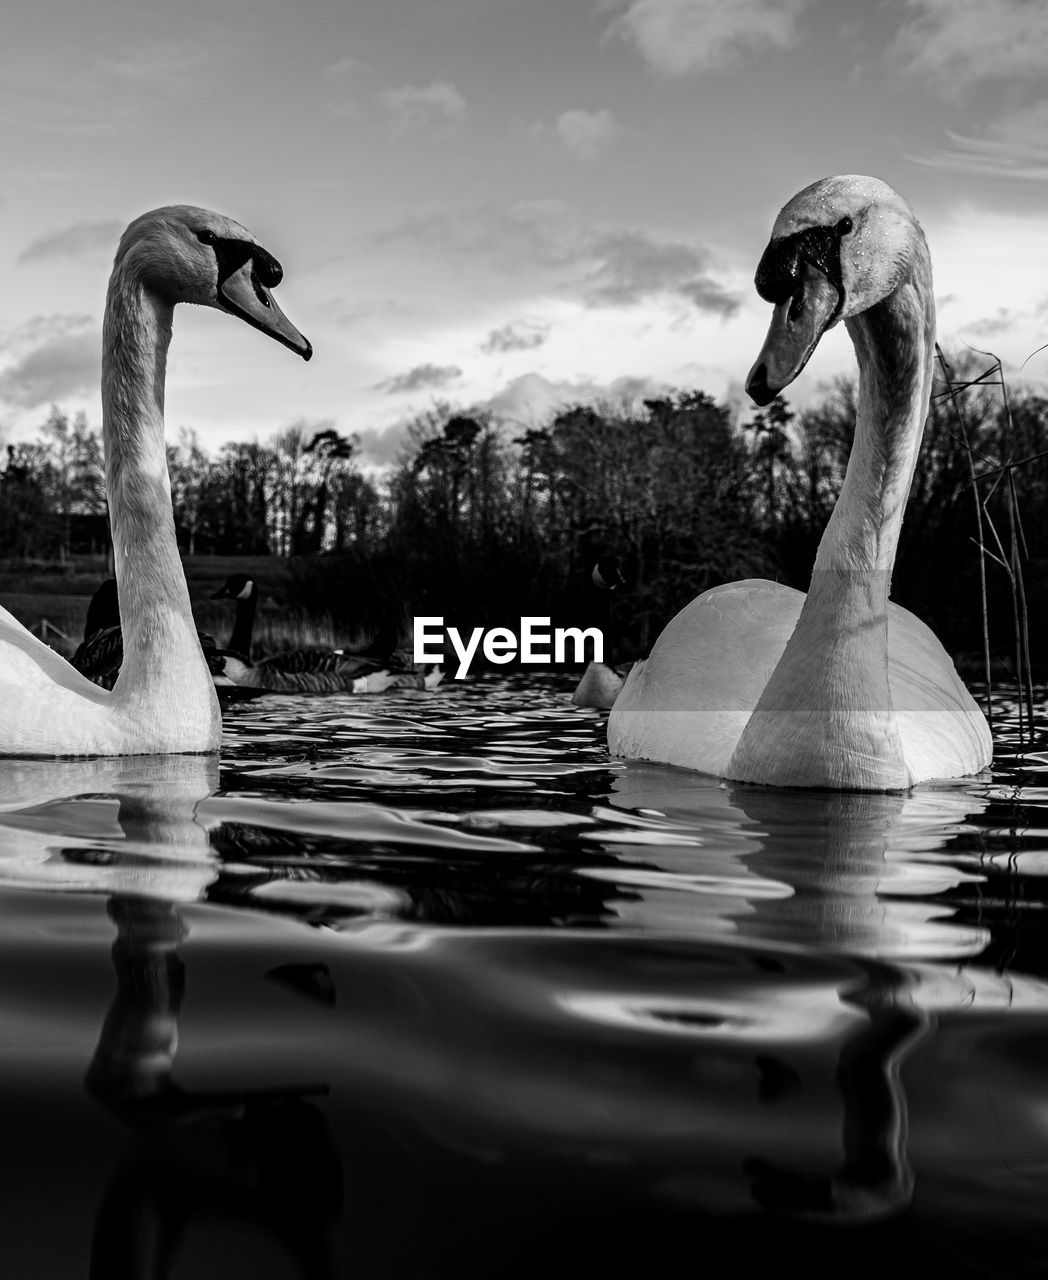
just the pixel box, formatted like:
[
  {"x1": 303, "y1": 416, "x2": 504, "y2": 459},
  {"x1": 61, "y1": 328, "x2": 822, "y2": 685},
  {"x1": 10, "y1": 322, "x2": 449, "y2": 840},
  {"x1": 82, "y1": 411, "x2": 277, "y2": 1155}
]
[{"x1": 2, "y1": 675, "x2": 1048, "y2": 1278}]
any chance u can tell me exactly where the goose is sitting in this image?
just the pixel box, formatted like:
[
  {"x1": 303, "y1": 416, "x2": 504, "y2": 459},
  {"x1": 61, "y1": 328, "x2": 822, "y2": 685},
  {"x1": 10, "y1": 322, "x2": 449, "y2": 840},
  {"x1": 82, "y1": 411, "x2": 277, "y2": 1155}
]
[
  {"x1": 608, "y1": 175, "x2": 993, "y2": 791},
  {"x1": 0, "y1": 207, "x2": 311, "y2": 756},
  {"x1": 571, "y1": 556, "x2": 634, "y2": 709},
  {"x1": 70, "y1": 578, "x2": 268, "y2": 704},
  {"x1": 209, "y1": 573, "x2": 444, "y2": 693}
]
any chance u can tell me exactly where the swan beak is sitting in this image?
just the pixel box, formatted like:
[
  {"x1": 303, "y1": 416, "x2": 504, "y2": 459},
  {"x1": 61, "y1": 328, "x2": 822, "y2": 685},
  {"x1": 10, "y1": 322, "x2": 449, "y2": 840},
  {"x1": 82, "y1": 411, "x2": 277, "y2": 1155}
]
[
  {"x1": 746, "y1": 264, "x2": 839, "y2": 406},
  {"x1": 218, "y1": 259, "x2": 313, "y2": 360}
]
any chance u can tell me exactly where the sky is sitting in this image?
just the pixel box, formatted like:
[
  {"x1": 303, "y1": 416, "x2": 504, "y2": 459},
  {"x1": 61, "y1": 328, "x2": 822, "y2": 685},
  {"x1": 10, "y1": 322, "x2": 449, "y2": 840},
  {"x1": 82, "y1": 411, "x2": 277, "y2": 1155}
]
[{"x1": 1, "y1": 0, "x2": 1047, "y2": 466}]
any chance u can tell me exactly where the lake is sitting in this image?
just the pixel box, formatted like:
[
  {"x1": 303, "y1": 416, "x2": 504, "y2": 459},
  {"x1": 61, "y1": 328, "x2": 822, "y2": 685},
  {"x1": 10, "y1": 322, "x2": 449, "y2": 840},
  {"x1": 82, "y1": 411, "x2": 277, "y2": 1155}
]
[{"x1": 0, "y1": 674, "x2": 1045, "y2": 1278}]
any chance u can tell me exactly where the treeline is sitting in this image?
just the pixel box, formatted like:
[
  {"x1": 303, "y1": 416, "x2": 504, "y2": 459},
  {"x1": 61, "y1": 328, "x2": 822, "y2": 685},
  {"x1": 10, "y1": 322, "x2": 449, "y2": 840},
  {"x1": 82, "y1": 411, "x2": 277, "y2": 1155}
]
[
  {"x1": 2, "y1": 360, "x2": 1047, "y2": 672},
  {"x1": 0, "y1": 410, "x2": 381, "y2": 561}
]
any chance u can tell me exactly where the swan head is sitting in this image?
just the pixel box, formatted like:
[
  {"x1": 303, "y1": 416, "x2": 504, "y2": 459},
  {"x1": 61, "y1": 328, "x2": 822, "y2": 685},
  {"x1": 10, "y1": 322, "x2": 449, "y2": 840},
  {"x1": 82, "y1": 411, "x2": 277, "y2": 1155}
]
[
  {"x1": 211, "y1": 573, "x2": 257, "y2": 602},
  {"x1": 114, "y1": 206, "x2": 312, "y2": 360},
  {"x1": 746, "y1": 175, "x2": 925, "y2": 406}
]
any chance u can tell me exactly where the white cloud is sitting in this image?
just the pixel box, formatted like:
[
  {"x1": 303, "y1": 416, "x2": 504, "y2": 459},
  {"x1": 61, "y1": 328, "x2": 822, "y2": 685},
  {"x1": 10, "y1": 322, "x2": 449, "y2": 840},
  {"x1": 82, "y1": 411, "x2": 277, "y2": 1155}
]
[
  {"x1": 17, "y1": 220, "x2": 122, "y2": 265},
  {"x1": 924, "y1": 205, "x2": 1048, "y2": 378},
  {"x1": 893, "y1": 0, "x2": 1048, "y2": 90},
  {"x1": 92, "y1": 40, "x2": 216, "y2": 90},
  {"x1": 582, "y1": 230, "x2": 740, "y2": 314},
  {"x1": 555, "y1": 108, "x2": 618, "y2": 160},
  {"x1": 353, "y1": 421, "x2": 415, "y2": 467},
  {"x1": 0, "y1": 314, "x2": 94, "y2": 350},
  {"x1": 323, "y1": 54, "x2": 371, "y2": 119},
  {"x1": 908, "y1": 101, "x2": 1048, "y2": 181},
  {"x1": 0, "y1": 323, "x2": 99, "y2": 408},
  {"x1": 480, "y1": 321, "x2": 550, "y2": 354},
  {"x1": 484, "y1": 371, "x2": 667, "y2": 428},
  {"x1": 379, "y1": 82, "x2": 466, "y2": 133},
  {"x1": 377, "y1": 363, "x2": 463, "y2": 394},
  {"x1": 605, "y1": 0, "x2": 810, "y2": 76},
  {"x1": 378, "y1": 204, "x2": 739, "y2": 315}
]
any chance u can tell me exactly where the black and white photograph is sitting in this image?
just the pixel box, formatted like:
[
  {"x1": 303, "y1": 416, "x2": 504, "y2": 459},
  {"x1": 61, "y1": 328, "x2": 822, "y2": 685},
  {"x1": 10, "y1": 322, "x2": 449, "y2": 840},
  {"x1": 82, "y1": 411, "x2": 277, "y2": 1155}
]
[{"x1": 0, "y1": 0, "x2": 1047, "y2": 1275}]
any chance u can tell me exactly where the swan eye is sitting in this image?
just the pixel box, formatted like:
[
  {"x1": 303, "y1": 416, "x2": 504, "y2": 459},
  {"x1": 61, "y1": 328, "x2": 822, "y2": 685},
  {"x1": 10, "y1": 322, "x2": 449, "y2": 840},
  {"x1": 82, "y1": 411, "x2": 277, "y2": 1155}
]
[
  {"x1": 196, "y1": 229, "x2": 218, "y2": 246},
  {"x1": 837, "y1": 216, "x2": 853, "y2": 235}
]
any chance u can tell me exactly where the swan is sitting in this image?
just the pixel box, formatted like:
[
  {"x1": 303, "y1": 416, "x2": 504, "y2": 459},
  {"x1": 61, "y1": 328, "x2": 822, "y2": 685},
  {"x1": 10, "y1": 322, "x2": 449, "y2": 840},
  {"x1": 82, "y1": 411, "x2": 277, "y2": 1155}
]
[
  {"x1": 608, "y1": 175, "x2": 992, "y2": 790},
  {"x1": 209, "y1": 573, "x2": 444, "y2": 693},
  {"x1": 0, "y1": 206, "x2": 311, "y2": 756}
]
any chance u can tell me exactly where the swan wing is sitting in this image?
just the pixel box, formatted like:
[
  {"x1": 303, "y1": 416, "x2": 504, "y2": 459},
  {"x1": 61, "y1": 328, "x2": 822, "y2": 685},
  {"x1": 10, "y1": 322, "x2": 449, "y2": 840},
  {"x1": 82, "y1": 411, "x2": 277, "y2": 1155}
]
[
  {"x1": 608, "y1": 580, "x2": 804, "y2": 776},
  {"x1": 887, "y1": 603, "x2": 993, "y2": 782},
  {"x1": 0, "y1": 606, "x2": 115, "y2": 754}
]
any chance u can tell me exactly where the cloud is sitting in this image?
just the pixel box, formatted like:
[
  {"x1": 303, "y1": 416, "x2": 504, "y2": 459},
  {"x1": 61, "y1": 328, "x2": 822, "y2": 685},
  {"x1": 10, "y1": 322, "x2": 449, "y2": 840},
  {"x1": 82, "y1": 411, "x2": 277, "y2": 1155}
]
[
  {"x1": 582, "y1": 230, "x2": 740, "y2": 314},
  {"x1": 323, "y1": 54, "x2": 371, "y2": 119},
  {"x1": 0, "y1": 322, "x2": 98, "y2": 407},
  {"x1": 379, "y1": 82, "x2": 466, "y2": 132},
  {"x1": 377, "y1": 200, "x2": 573, "y2": 276},
  {"x1": 480, "y1": 321, "x2": 550, "y2": 354},
  {"x1": 484, "y1": 371, "x2": 667, "y2": 427},
  {"x1": 962, "y1": 307, "x2": 1030, "y2": 339},
  {"x1": 0, "y1": 313, "x2": 94, "y2": 350},
  {"x1": 377, "y1": 363, "x2": 463, "y2": 394},
  {"x1": 908, "y1": 102, "x2": 1048, "y2": 181},
  {"x1": 893, "y1": 0, "x2": 1048, "y2": 90},
  {"x1": 605, "y1": 0, "x2": 810, "y2": 76},
  {"x1": 17, "y1": 220, "x2": 122, "y2": 264},
  {"x1": 92, "y1": 40, "x2": 216, "y2": 90},
  {"x1": 352, "y1": 422, "x2": 414, "y2": 467},
  {"x1": 379, "y1": 203, "x2": 738, "y2": 316},
  {"x1": 555, "y1": 108, "x2": 618, "y2": 160}
]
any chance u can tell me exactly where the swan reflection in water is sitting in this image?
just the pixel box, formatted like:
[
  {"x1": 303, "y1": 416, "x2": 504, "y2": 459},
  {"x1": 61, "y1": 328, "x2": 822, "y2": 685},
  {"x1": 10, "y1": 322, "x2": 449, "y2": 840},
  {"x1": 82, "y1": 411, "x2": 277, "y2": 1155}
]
[
  {"x1": 0, "y1": 755, "x2": 222, "y2": 901},
  {"x1": 0, "y1": 751, "x2": 1045, "y2": 1267},
  {"x1": 0, "y1": 756, "x2": 342, "y2": 1279},
  {"x1": 600, "y1": 765, "x2": 1043, "y2": 1220}
]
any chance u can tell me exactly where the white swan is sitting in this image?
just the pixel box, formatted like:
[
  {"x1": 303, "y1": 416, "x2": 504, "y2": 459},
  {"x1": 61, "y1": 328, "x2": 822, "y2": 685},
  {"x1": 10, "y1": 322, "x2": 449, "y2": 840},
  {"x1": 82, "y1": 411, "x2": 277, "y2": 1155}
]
[
  {"x1": 608, "y1": 175, "x2": 992, "y2": 790},
  {"x1": 0, "y1": 207, "x2": 311, "y2": 756}
]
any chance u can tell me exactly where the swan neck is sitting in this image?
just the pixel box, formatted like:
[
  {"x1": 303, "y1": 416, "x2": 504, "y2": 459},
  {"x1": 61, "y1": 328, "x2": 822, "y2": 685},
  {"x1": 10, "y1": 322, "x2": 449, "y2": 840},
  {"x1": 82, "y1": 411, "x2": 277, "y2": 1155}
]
[
  {"x1": 813, "y1": 254, "x2": 935, "y2": 579},
  {"x1": 101, "y1": 268, "x2": 210, "y2": 694},
  {"x1": 727, "y1": 248, "x2": 934, "y2": 789}
]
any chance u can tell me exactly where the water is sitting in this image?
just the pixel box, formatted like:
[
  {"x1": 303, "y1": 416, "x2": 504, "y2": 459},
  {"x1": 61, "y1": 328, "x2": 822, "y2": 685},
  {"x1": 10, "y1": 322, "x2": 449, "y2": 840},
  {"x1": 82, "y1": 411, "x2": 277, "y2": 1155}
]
[{"x1": 1, "y1": 675, "x2": 1047, "y2": 1278}]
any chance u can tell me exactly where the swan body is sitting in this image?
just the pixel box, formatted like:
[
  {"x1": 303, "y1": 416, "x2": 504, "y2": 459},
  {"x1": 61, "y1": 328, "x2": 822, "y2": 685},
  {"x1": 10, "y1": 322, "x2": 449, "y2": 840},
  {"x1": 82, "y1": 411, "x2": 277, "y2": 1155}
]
[
  {"x1": 608, "y1": 175, "x2": 992, "y2": 790},
  {"x1": 0, "y1": 207, "x2": 311, "y2": 756},
  {"x1": 211, "y1": 574, "x2": 444, "y2": 694}
]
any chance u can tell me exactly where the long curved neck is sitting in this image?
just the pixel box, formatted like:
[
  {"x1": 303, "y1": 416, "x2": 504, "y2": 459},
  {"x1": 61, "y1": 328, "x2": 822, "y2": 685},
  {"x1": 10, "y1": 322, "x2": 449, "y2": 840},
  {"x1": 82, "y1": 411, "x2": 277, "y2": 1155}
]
[
  {"x1": 814, "y1": 250, "x2": 935, "y2": 579},
  {"x1": 227, "y1": 590, "x2": 258, "y2": 658},
  {"x1": 729, "y1": 244, "x2": 934, "y2": 790},
  {"x1": 102, "y1": 266, "x2": 214, "y2": 705}
]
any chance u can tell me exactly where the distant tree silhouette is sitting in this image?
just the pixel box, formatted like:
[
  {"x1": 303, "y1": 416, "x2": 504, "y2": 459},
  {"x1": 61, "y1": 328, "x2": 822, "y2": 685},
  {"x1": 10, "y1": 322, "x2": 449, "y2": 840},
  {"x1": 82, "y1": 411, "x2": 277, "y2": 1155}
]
[{"x1": 3, "y1": 360, "x2": 1047, "y2": 670}]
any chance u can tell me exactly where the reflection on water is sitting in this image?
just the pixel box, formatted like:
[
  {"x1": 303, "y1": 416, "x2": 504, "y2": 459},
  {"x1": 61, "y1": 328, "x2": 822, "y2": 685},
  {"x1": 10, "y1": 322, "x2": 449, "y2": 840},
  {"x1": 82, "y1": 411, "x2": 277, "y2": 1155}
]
[
  {"x1": 87, "y1": 897, "x2": 341, "y2": 1279},
  {"x1": 0, "y1": 676, "x2": 1046, "y2": 1276}
]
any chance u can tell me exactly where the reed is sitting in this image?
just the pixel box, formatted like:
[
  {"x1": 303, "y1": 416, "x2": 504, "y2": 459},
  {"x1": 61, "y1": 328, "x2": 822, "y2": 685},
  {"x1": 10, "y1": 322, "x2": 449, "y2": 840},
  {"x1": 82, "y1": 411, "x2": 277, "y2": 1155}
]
[{"x1": 934, "y1": 345, "x2": 1038, "y2": 742}]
